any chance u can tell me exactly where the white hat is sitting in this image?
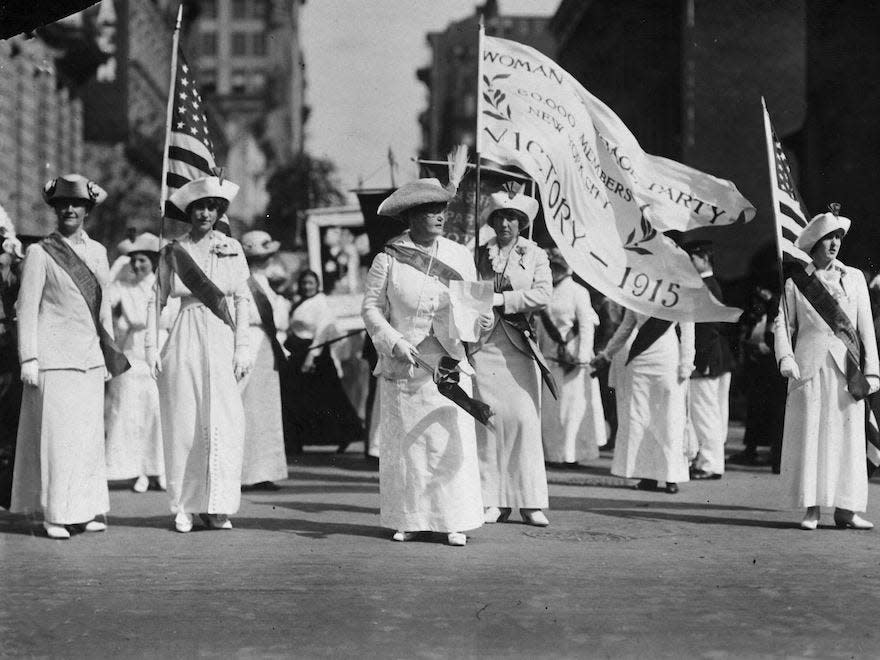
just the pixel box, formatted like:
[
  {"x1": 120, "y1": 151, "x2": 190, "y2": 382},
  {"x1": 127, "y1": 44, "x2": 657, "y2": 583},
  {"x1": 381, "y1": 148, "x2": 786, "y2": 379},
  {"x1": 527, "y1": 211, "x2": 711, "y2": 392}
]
[
  {"x1": 127, "y1": 232, "x2": 161, "y2": 255},
  {"x1": 483, "y1": 184, "x2": 539, "y2": 229},
  {"x1": 795, "y1": 203, "x2": 851, "y2": 253},
  {"x1": 167, "y1": 175, "x2": 239, "y2": 217},
  {"x1": 377, "y1": 178, "x2": 454, "y2": 217},
  {"x1": 241, "y1": 230, "x2": 280, "y2": 258},
  {"x1": 42, "y1": 174, "x2": 107, "y2": 207}
]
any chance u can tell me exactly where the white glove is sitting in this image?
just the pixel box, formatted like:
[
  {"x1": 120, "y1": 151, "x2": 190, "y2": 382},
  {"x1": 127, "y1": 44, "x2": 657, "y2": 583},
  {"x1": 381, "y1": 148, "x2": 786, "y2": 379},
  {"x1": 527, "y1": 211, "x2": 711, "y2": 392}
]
[
  {"x1": 779, "y1": 356, "x2": 800, "y2": 379},
  {"x1": 233, "y1": 347, "x2": 252, "y2": 381},
  {"x1": 492, "y1": 293, "x2": 505, "y2": 308},
  {"x1": 146, "y1": 348, "x2": 161, "y2": 380},
  {"x1": 868, "y1": 376, "x2": 880, "y2": 395},
  {"x1": 677, "y1": 364, "x2": 693, "y2": 383},
  {"x1": 301, "y1": 352, "x2": 316, "y2": 373},
  {"x1": 2, "y1": 236, "x2": 23, "y2": 259},
  {"x1": 478, "y1": 312, "x2": 494, "y2": 330},
  {"x1": 392, "y1": 338, "x2": 419, "y2": 365},
  {"x1": 20, "y1": 360, "x2": 39, "y2": 387}
]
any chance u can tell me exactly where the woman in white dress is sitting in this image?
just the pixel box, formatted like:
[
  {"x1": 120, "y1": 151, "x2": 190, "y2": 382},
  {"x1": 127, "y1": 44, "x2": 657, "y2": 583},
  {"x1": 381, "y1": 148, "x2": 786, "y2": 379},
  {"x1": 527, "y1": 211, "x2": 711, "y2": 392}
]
[
  {"x1": 773, "y1": 205, "x2": 878, "y2": 530},
  {"x1": 104, "y1": 232, "x2": 174, "y2": 493},
  {"x1": 538, "y1": 250, "x2": 605, "y2": 466},
  {"x1": 239, "y1": 230, "x2": 289, "y2": 491},
  {"x1": 472, "y1": 188, "x2": 553, "y2": 526},
  {"x1": 10, "y1": 174, "x2": 120, "y2": 539},
  {"x1": 362, "y1": 178, "x2": 486, "y2": 547},
  {"x1": 592, "y1": 310, "x2": 694, "y2": 494},
  {"x1": 146, "y1": 175, "x2": 252, "y2": 533}
]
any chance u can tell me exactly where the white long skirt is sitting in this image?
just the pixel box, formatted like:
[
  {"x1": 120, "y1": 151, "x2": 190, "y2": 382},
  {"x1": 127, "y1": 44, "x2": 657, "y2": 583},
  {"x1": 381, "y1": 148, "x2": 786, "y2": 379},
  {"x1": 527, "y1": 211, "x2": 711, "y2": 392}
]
[
  {"x1": 541, "y1": 363, "x2": 605, "y2": 463},
  {"x1": 473, "y1": 326, "x2": 548, "y2": 509},
  {"x1": 611, "y1": 363, "x2": 690, "y2": 483},
  {"x1": 689, "y1": 373, "x2": 731, "y2": 475},
  {"x1": 159, "y1": 303, "x2": 244, "y2": 515},
  {"x1": 780, "y1": 353, "x2": 867, "y2": 511},
  {"x1": 377, "y1": 338, "x2": 483, "y2": 533},
  {"x1": 104, "y1": 361, "x2": 164, "y2": 480},
  {"x1": 239, "y1": 333, "x2": 287, "y2": 485},
  {"x1": 11, "y1": 367, "x2": 109, "y2": 524}
]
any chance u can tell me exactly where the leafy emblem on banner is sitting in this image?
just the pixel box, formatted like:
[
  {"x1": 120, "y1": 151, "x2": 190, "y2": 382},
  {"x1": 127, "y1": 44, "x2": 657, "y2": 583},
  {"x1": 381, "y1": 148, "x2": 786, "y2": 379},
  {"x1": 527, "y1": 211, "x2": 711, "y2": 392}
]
[
  {"x1": 623, "y1": 207, "x2": 657, "y2": 255},
  {"x1": 482, "y1": 74, "x2": 512, "y2": 122}
]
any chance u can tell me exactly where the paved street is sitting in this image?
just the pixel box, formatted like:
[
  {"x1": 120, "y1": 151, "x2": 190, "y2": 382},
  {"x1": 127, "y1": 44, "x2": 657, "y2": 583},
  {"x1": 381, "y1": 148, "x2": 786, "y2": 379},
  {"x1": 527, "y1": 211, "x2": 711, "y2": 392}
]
[{"x1": 3, "y1": 425, "x2": 880, "y2": 659}]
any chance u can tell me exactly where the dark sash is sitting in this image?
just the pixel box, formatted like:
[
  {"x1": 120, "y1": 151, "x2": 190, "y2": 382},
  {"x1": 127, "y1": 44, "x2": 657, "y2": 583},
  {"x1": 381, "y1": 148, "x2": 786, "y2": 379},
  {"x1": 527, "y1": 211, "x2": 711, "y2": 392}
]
[
  {"x1": 161, "y1": 241, "x2": 235, "y2": 330},
  {"x1": 502, "y1": 312, "x2": 559, "y2": 399},
  {"x1": 40, "y1": 233, "x2": 130, "y2": 377},
  {"x1": 626, "y1": 317, "x2": 673, "y2": 365},
  {"x1": 539, "y1": 310, "x2": 579, "y2": 374},
  {"x1": 247, "y1": 276, "x2": 286, "y2": 370},
  {"x1": 789, "y1": 266, "x2": 870, "y2": 400},
  {"x1": 383, "y1": 242, "x2": 464, "y2": 285}
]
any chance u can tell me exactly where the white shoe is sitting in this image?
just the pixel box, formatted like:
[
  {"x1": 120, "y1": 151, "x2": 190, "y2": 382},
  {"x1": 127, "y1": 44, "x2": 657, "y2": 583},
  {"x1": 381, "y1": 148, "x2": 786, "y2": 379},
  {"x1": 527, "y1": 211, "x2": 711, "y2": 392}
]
[
  {"x1": 521, "y1": 509, "x2": 550, "y2": 527},
  {"x1": 201, "y1": 513, "x2": 233, "y2": 530},
  {"x1": 43, "y1": 522, "x2": 70, "y2": 540},
  {"x1": 156, "y1": 475, "x2": 167, "y2": 491},
  {"x1": 132, "y1": 475, "x2": 149, "y2": 493},
  {"x1": 800, "y1": 506, "x2": 820, "y2": 531},
  {"x1": 484, "y1": 506, "x2": 511, "y2": 523},
  {"x1": 174, "y1": 512, "x2": 193, "y2": 533},
  {"x1": 84, "y1": 520, "x2": 107, "y2": 533},
  {"x1": 447, "y1": 532, "x2": 467, "y2": 546},
  {"x1": 834, "y1": 509, "x2": 873, "y2": 530},
  {"x1": 391, "y1": 530, "x2": 418, "y2": 542}
]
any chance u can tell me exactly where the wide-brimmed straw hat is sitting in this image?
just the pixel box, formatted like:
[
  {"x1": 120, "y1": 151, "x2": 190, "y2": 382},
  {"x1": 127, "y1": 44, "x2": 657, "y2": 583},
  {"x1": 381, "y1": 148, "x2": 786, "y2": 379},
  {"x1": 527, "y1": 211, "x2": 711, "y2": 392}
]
[
  {"x1": 796, "y1": 203, "x2": 851, "y2": 253},
  {"x1": 168, "y1": 175, "x2": 239, "y2": 217},
  {"x1": 241, "y1": 230, "x2": 280, "y2": 258},
  {"x1": 483, "y1": 184, "x2": 539, "y2": 229},
  {"x1": 377, "y1": 178, "x2": 454, "y2": 218},
  {"x1": 127, "y1": 232, "x2": 161, "y2": 256},
  {"x1": 42, "y1": 174, "x2": 107, "y2": 207}
]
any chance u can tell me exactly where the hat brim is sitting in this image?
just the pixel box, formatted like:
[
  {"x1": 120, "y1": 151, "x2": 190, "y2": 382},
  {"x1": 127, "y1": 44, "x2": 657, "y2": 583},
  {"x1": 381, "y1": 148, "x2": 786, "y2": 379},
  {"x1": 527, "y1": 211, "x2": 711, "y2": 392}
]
[
  {"x1": 244, "y1": 242, "x2": 280, "y2": 258},
  {"x1": 795, "y1": 214, "x2": 851, "y2": 252},
  {"x1": 377, "y1": 180, "x2": 454, "y2": 217},
  {"x1": 482, "y1": 191, "x2": 539, "y2": 229},
  {"x1": 168, "y1": 177, "x2": 240, "y2": 217}
]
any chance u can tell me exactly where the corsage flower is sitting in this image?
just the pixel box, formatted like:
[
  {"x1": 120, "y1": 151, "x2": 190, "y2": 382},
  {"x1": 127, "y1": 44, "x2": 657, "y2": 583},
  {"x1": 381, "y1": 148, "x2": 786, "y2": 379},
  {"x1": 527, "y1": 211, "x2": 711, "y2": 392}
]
[
  {"x1": 488, "y1": 238, "x2": 528, "y2": 274},
  {"x1": 209, "y1": 231, "x2": 239, "y2": 257}
]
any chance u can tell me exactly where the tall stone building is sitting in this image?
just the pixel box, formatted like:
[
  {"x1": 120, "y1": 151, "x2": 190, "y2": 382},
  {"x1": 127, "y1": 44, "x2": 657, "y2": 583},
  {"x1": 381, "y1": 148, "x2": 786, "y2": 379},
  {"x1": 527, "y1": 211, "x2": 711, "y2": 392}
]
[
  {"x1": 0, "y1": 29, "x2": 93, "y2": 236},
  {"x1": 190, "y1": 0, "x2": 307, "y2": 233},
  {"x1": 418, "y1": 0, "x2": 556, "y2": 160}
]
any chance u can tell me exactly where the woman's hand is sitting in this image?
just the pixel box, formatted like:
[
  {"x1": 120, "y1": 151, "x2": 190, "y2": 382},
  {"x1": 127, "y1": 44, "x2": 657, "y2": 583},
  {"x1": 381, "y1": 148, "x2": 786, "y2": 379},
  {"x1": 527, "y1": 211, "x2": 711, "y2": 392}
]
[
  {"x1": 233, "y1": 348, "x2": 252, "y2": 381},
  {"x1": 301, "y1": 353, "x2": 316, "y2": 373},
  {"x1": 677, "y1": 364, "x2": 693, "y2": 383},
  {"x1": 146, "y1": 349, "x2": 161, "y2": 380},
  {"x1": 779, "y1": 356, "x2": 800, "y2": 379},
  {"x1": 478, "y1": 312, "x2": 494, "y2": 331},
  {"x1": 589, "y1": 352, "x2": 609, "y2": 372},
  {"x1": 20, "y1": 360, "x2": 39, "y2": 387},
  {"x1": 392, "y1": 338, "x2": 419, "y2": 365}
]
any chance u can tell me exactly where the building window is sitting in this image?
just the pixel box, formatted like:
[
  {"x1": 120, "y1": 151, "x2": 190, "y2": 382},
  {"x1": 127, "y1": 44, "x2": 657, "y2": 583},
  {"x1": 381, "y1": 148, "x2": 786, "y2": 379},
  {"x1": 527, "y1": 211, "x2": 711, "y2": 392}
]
[
  {"x1": 232, "y1": 0, "x2": 247, "y2": 19},
  {"x1": 231, "y1": 70, "x2": 247, "y2": 94},
  {"x1": 251, "y1": 32, "x2": 266, "y2": 56},
  {"x1": 201, "y1": 30, "x2": 217, "y2": 56},
  {"x1": 231, "y1": 31, "x2": 247, "y2": 55},
  {"x1": 248, "y1": 71, "x2": 266, "y2": 92},
  {"x1": 202, "y1": 0, "x2": 217, "y2": 18},
  {"x1": 200, "y1": 67, "x2": 217, "y2": 94},
  {"x1": 250, "y1": 0, "x2": 269, "y2": 18}
]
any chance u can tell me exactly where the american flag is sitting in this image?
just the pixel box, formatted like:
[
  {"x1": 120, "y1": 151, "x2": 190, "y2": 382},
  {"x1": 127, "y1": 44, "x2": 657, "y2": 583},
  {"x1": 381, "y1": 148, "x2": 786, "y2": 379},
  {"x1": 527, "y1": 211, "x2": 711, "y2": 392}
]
[
  {"x1": 163, "y1": 47, "x2": 217, "y2": 221},
  {"x1": 762, "y1": 100, "x2": 810, "y2": 266}
]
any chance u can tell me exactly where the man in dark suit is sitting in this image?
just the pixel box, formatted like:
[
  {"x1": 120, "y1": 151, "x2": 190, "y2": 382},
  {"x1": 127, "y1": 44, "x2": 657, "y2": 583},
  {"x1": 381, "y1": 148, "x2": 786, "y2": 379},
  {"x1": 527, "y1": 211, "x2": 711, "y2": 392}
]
[{"x1": 685, "y1": 241, "x2": 734, "y2": 479}]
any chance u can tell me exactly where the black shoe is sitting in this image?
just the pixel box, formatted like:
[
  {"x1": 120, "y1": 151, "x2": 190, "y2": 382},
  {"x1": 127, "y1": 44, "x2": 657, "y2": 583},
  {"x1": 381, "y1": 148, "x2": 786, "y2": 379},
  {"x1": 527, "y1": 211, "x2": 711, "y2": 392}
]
[
  {"x1": 635, "y1": 479, "x2": 658, "y2": 491},
  {"x1": 728, "y1": 450, "x2": 761, "y2": 466},
  {"x1": 242, "y1": 481, "x2": 280, "y2": 492},
  {"x1": 665, "y1": 482, "x2": 679, "y2": 494},
  {"x1": 691, "y1": 469, "x2": 722, "y2": 481}
]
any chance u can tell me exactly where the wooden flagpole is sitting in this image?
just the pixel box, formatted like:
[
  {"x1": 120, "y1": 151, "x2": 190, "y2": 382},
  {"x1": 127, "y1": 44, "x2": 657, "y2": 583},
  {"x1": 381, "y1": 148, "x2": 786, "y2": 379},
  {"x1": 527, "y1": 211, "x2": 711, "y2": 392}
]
[
  {"x1": 761, "y1": 96, "x2": 793, "y2": 349},
  {"x1": 473, "y1": 15, "x2": 485, "y2": 266},
  {"x1": 159, "y1": 3, "x2": 183, "y2": 244}
]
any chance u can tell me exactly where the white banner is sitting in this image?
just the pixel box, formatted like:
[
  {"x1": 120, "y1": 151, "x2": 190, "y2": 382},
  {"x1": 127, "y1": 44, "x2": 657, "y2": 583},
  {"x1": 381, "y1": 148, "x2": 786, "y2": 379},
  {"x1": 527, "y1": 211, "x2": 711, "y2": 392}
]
[{"x1": 477, "y1": 35, "x2": 755, "y2": 322}]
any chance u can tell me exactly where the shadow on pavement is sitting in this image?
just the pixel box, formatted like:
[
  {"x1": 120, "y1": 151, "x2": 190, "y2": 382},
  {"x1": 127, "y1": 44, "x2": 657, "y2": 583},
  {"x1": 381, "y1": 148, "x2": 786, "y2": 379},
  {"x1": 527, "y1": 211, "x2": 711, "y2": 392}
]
[
  {"x1": 288, "y1": 452, "x2": 378, "y2": 472},
  {"x1": 257, "y1": 500, "x2": 378, "y2": 516}
]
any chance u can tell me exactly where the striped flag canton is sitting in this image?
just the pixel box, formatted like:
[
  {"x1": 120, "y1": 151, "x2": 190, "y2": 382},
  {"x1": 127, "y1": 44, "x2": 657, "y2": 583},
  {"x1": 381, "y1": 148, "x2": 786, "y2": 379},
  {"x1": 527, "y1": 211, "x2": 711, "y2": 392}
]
[{"x1": 172, "y1": 55, "x2": 215, "y2": 154}]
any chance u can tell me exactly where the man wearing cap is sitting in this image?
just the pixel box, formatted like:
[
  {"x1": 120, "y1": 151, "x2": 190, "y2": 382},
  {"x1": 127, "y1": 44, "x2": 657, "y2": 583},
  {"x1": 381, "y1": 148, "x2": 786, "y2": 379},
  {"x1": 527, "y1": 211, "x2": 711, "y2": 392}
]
[
  {"x1": 774, "y1": 204, "x2": 879, "y2": 531},
  {"x1": 362, "y1": 177, "x2": 487, "y2": 547},
  {"x1": 10, "y1": 174, "x2": 126, "y2": 539},
  {"x1": 684, "y1": 241, "x2": 734, "y2": 480}
]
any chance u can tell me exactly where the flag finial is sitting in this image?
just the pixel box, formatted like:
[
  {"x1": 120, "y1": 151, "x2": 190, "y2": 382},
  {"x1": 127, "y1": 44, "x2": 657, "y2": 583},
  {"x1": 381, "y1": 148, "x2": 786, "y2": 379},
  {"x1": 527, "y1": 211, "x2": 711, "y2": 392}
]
[
  {"x1": 501, "y1": 181, "x2": 522, "y2": 199},
  {"x1": 212, "y1": 166, "x2": 225, "y2": 185},
  {"x1": 828, "y1": 202, "x2": 841, "y2": 216}
]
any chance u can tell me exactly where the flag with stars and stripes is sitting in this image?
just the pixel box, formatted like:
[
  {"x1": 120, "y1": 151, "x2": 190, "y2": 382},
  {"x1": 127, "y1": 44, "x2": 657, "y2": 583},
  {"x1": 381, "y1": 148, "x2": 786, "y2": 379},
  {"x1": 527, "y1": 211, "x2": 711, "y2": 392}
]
[
  {"x1": 761, "y1": 98, "x2": 810, "y2": 266},
  {"x1": 163, "y1": 47, "x2": 217, "y2": 221}
]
